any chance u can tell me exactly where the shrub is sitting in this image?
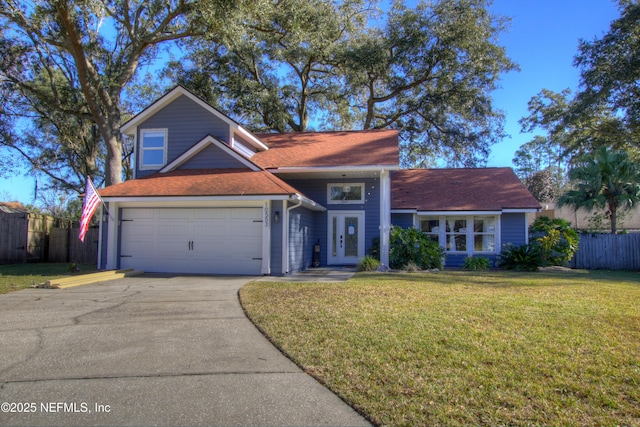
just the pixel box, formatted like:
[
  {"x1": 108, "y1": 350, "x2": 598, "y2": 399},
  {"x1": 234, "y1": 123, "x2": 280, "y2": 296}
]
[
  {"x1": 498, "y1": 243, "x2": 544, "y2": 271},
  {"x1": 357, "y1": 256, "x2": 381, "y2": 272},
  {"x1": 389, "y1": 226, "x2": 445, "y2": 270},
  {"x1": 403, "y1": 261, "x2": 422, "y2": 272},
  {"x1": 463, "y1": 256, "x2": 491, "y2": 271},
  {"x1": 529, "y1": 217, "x2": 580, "y2": 265}
]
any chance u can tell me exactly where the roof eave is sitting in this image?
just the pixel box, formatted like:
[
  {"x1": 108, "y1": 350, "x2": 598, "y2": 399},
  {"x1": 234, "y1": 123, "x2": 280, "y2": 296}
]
[
  {"x1": 266, "y1": 165, "x2": 401, "y2": 173},
  {"x1": 391, "y1": 208, "x2": 541, "y2": 215}
]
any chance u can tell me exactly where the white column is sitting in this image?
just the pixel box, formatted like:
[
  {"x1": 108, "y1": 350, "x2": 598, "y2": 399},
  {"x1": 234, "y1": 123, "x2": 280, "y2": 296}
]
[
  {"x1": 105, "y1": 202, "x2": 119, "y2": 270},
  {"x1": 261, "y1": 201, "x2": 271, "y2": 275},
  {"x1": 380, "y1": 169, "x2": 391, "y2": 267}
]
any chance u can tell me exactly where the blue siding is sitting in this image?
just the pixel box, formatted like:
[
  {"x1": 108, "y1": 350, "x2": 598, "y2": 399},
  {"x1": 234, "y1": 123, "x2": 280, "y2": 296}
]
[
  {"x1": 283, "y1": 177, "x2": 382, "y2": 265},
  {"x1": 179, "y1": 143, "x2": 249, "y2": 169},
  {"x1": 288, "y1": 206, "x2": 315, "y2": 272},
  {"x1": 391, "y1": 213, "x2": 414, "y2": 229},
  {"x1": 136, "y1": 95, "x2": 231, "y2": 177},
  {"x1": 270, "y1": 200, "x2": 284, "y2": 275},
  {"x1": 390, "y1": 212, "x2": 529, "y2": 268},
  {"x1": 501, "y1": 213, "x2": 528, "y2": 247}
]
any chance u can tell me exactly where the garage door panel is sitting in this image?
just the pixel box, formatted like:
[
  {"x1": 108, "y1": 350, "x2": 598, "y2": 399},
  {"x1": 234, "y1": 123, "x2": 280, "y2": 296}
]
[
  {"x1": 120, "y1": 208, "x2": 263, "y2": 275},
  {"x1": 158, "y1": 209, "x2": 191, "y2": 220},
  {"x1": 161, "y1": 223, "x2": 190, "y2": 238}
]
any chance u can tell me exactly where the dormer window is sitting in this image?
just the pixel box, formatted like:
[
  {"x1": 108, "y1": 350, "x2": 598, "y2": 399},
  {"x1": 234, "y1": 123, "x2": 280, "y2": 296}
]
[{"x1": 140, "y1": 129, "x2": 167, "y2": 169}]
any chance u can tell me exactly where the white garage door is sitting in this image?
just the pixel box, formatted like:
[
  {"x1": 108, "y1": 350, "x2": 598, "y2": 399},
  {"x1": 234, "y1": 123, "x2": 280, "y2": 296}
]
[{"x1": 120, "y1": 208, "x2": 263, "y2": 275}]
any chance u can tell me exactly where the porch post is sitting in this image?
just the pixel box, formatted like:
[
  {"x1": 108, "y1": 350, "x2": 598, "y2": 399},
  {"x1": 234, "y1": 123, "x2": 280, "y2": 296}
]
[
  {"x1": 105, "y1": 202, "x2": 119, "y2": 270},
  {"x1": 380, "y1": 169, "x2": 391, "y2": 267}
]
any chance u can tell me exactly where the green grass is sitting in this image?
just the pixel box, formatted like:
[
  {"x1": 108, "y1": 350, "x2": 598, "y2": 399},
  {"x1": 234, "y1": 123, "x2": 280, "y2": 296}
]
[
  {"x1": 0, "y1": 263, "x2": 97, "y2": 294},
  {"x1": 240, "y1": 270, "x2": 640, "y2": 426}
]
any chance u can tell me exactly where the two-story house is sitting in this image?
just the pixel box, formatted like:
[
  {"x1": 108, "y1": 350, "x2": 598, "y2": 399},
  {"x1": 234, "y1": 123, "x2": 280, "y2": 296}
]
[{"x1": 97, "y1": 86, "x2": 540, "y2": 275}]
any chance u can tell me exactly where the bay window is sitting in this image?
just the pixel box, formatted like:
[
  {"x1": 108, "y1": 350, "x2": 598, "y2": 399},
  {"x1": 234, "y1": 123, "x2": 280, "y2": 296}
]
[
  {"x1": 446, "y1": 217, "x2": 467, "y2": 252},
  {"x1": 418, "y1": 215, "x2": 499, "y2": 255}
]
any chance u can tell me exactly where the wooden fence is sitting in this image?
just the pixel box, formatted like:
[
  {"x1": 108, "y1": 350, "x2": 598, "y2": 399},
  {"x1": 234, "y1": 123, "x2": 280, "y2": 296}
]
[
  {"x1": 48, "y1": 227, "x2": 99, "y2": 264},
  {"x1": 571, "y1": 233, "x2": 640, "y2": 270},
  {"x1": 0, "y1": 212, "x2": 98, "y2": 265},
  {"x1": 0, "y1": 211, "x2": 28, "y2": 263}
]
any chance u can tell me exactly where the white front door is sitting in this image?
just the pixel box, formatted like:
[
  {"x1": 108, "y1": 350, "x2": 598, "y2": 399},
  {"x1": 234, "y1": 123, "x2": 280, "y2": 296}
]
[{"x1": 328, "y1": 211, "x2": 364, "y2": 265}]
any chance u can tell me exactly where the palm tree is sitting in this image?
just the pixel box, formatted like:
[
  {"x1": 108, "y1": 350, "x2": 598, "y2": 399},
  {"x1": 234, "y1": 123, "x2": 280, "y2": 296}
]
[{"x1": 558, "y1": 146, "x2": 640, "y2": 233}]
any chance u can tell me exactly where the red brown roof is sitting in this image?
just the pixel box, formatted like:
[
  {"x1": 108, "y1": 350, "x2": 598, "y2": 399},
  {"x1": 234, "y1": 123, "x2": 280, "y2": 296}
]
[
  {"x1": 252, "y1": 129, "x2": 399, "y2": 168},
  {"x1": 99, "y1": 169, "x2": 301, "y2": 198},
  {"x1": 391, "y1": 168, "x2": 541, "y2": 212}
]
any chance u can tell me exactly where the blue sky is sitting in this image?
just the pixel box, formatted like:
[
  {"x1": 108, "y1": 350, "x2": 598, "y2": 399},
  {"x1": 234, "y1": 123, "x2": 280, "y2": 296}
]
[
  {"x1": 0, "y1": 0, "x2": 622, "y2": 205},
  {"x1": 487, "y1": 0, "x2": 620, "y2": 166}
]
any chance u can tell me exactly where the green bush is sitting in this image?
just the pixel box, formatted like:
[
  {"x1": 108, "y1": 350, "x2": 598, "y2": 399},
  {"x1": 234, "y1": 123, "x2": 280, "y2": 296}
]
[
  {"x1": 389, "y1": 226, "x2": 445, "y2": 270},
  {"x1": 529, "y1": 217, "x2": 580, "y2": 265},
  {"x1": 463, "y1": 256, "x2": 491, "y2": 271},
  {"x1": 357, "y1": 256, "x2": 381, "y2": 272},
  {"x1": 498, "y1": 243, "x2": 544, "y2": 271}
]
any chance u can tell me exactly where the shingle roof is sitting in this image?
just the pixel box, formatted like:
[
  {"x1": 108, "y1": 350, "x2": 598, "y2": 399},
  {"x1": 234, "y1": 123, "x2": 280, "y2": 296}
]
[
  {"x1": 0, "y1": 202, "x2": 29, "y2": 214},
  {"x1": 391, "y1": 168, "x2": 541, "y2": 212},
  {"x1": 252, "y1": 129, "x2": 399, "y2": 168},
  {"x1": 99, "y1": 169, "x2": 301, "y2": 198}
]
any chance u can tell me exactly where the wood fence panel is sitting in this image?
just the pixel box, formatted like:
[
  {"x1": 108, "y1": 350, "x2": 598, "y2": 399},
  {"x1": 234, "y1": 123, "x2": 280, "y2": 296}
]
[
  {"x1": 27, "y1": 215, "x2": 56, "y2": 262},
  {"x1": 69, "y1": 227, "x2": 98, "y2": 265},
  {"x1": 0, "y1": 213, "x2": 28, "y2": 264},
  {"x1": 572, "y1": 233, "x2": 640, "y2": 270},
  {"x1": 47, "y1": 227, "x2": 98, "y2": 265},
  {"x1": 48, "y1": 228, "x2": 70, "y2": 263}
]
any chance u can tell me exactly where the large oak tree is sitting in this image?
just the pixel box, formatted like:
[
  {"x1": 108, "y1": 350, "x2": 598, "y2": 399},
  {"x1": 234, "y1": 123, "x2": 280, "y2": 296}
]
[
  {"x1": 0, "y1": 0, "x2": 238, "y2": 190},
  {"x1": 172, "y1": 0, "x2": 516, "y2": 167}
]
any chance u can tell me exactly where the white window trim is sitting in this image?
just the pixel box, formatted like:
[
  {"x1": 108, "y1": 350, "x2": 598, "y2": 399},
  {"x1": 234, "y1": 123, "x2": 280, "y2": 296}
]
[
  {"x1": 140, "y1": 128, "x2": 168, "y2": 170},
  {"x1": 416, "y1": 214, "x2": 501, "y2": 256},
  {"x1": 327, "y1": 182, "x2": 365, "y2": 204}
]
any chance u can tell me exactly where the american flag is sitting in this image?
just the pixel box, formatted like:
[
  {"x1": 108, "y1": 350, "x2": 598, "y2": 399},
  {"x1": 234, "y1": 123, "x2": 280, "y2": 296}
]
[{"x1": 79, "y1": 178, "x2": 102, "y2": 242}]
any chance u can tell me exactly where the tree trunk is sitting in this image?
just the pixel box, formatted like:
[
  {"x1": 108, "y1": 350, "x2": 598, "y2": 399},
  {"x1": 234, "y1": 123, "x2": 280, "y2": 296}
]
[
  {"x1": 105, "y1": 132, "x2": 123, "y2": 187},
  {"x1": 610, "y1": 207, "x2": 617, "y2": 234}
]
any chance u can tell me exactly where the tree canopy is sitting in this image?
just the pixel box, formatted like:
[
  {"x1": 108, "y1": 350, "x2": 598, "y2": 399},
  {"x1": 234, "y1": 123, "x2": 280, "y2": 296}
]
[
  {"x1": 171, "y1": 0, "x2": 517, "y2": 167},
  {"x1": 520, "y1": 2, "x2": 640, "y2": 162},
  {"x1": 0, "y1": 0, "x2": 233, "y2": 192},
  {"x1": 1, "y1": 0, "x2": 516, "y2": 209},
  {"x1": 558, "y1": 146, "x2": 640, "y2": 233}
]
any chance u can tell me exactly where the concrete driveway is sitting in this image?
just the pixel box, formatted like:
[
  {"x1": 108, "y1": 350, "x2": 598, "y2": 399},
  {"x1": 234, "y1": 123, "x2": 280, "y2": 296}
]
[{"x1": 0, "y1": 275, "x2": 369, "y2": 426}]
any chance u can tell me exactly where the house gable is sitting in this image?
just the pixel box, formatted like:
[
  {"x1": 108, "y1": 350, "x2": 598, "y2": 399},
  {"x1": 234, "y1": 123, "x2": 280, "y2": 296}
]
[
  {"x1": 389, "y1": 168, "x2": 540, "y2": 268},
  {"x1": 124, "y1": 86, "x2": 267, "y2": 178},
  {"x1": 160, "y1": 135, "x2": 261, "y2": 173}
]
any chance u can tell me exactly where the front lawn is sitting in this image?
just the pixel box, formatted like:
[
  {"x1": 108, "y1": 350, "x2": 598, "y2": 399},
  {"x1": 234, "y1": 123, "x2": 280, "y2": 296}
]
[
  {"x1": 0, "y1": 263, "x2": 97, "y2": 294},
  {"x1": 240, "y1": 270, "x2": 640, "y2": 426}
]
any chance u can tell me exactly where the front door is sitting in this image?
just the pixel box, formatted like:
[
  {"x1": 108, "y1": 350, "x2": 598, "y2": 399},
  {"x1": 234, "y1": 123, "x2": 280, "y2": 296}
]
[{"x1": 328, "y1": 211, "x2": 364, "y2": 265}]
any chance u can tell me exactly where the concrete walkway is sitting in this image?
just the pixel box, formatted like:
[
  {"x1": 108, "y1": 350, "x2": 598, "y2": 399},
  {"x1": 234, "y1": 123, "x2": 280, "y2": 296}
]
[{"x1": 0, "y1": 275, "x2": 369, "y2": 426}]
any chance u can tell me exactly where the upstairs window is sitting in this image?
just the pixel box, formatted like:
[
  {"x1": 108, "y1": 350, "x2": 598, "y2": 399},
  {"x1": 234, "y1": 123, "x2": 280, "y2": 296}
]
[
  {"x1": 140, "y1": 129, "x2": 167, "y2": 169},
  {"x1": 328, "y1": 183, "x2": 365, "y2": 204}
]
